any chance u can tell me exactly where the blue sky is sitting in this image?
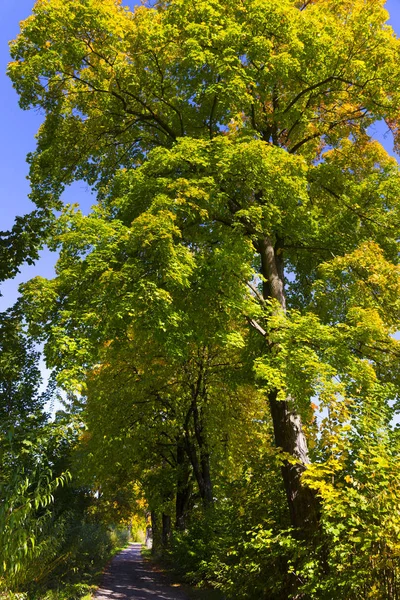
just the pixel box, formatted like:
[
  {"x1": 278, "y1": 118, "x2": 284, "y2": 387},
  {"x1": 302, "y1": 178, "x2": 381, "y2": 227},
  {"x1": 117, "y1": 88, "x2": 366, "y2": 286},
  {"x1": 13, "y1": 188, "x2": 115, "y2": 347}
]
[
  {"x1": 0, "y1": 1, "x2": 96, "y2": 312},
  {"x1": 0, "y1": 0, "x2": 400, "y2": 312}
]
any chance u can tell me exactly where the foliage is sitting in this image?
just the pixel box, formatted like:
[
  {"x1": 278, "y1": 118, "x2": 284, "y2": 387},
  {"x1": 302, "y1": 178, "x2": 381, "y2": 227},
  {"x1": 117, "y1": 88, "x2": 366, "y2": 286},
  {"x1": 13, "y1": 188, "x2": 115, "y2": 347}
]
[
  {"x1": 5, "y1": 0, "x2": 400, "y2": 598},
  {"x1": 0, "y1": 310, "x2": 131, "y2": 598},
  {"x1": 0, "y1": 309, "x2": 67, "y2": 589},
  {"x1": 0, "y1": 207, "x2": 55, "y2": 284},
  {"x1": 0, "y1": 425, "x2": 71, "y2": 588},
  {"x1": 0, "y1": 520, "x2": 130, "y2": 600},
  {"x1": 168, "y1": 440, "x2": 291, "y2": 599},
  {"x1": 0, "y1": 420, "x2": 132, "y2": 598}
]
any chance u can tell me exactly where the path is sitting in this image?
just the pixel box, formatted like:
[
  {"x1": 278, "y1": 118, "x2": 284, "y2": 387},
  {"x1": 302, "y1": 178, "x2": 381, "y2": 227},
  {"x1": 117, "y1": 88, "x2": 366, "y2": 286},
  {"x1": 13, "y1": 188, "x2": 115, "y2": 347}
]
[{"x1": 94, "y1": 543, "x2": 190, "y2": 600}]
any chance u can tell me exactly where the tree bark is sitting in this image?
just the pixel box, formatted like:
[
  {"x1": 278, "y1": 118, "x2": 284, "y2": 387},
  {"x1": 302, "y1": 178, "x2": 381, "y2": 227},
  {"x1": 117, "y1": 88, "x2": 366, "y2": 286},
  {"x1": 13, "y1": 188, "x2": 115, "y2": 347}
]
[
  {"x1": 162, "y1": 513, "x2": 172, "y2": 548},
  {"x1": 150, "y1": 511, "x2": 160, "y2": 555},
  {"x1": 184, "y1": 428, "x2": 213, "y2": 508},
  {"x1": 268, "y1": 389, "x2": 319, "y2": 529},
  {"x1": 258, "y1": 236, "x2": 319, "y2": 530},
  {"x1": 175, "y1": 438, "x2": 192, "y2": 530},
  {"x1": 192, "y1": 397, "x2": 213, "y2": 506},
  {"x1": 183, "y1": 394, "x2": 214, "y2": 508}
]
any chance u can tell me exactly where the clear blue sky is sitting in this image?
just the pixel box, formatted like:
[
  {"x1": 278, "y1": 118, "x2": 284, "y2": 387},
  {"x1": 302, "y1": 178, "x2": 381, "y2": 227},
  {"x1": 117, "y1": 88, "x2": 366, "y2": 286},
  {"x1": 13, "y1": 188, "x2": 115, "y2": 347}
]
[{"x1": 0, "y1": 0, "x2": 400, "y2": 312}]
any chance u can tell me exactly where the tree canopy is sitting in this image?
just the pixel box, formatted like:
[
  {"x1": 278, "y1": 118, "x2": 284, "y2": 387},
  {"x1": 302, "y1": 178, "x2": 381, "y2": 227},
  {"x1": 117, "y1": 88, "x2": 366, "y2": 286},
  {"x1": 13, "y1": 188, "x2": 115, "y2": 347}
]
[{"x1": 4, "y1": 0, "x2": 400, "y2": 598}]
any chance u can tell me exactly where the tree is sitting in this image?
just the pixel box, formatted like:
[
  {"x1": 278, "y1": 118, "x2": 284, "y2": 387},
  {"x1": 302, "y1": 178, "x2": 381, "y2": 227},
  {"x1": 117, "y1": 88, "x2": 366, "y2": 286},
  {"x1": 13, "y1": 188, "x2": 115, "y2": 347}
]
[
  {"x1": 10, "y1": 0, "x2": 400, "y2": 542},
  {"x1": 0, "y1": 309, "x2": 71, "y2": 590},
  {"x1": 0, "y1": 308, "x2": 44, "y2": 424},
  {"x1": 0, "y1": 209, "x2": 54, "y2": 284},
  {"x1": 64, "y1": 251, "x2": 267, "y2": 546}
]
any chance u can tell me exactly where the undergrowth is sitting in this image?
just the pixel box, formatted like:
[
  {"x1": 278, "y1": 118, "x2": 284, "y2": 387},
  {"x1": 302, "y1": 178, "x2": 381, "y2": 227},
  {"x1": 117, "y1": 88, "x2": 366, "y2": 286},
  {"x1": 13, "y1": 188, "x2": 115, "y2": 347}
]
[{"x1": 0, "y1": 525, "x2": 131, "y2": 600}]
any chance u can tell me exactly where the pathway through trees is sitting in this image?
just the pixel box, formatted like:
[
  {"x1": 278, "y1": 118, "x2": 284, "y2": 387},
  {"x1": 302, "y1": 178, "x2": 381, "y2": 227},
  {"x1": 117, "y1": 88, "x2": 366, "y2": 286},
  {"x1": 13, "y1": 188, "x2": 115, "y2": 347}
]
[{"x1": 94, "y1": 543, "x2": 190, "y2": 600}]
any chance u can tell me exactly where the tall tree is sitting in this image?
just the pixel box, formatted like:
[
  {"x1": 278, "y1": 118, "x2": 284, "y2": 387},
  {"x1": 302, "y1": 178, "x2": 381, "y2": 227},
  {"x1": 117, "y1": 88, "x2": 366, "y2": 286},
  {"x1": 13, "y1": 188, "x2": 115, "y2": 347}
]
[{"x1": 10, "y1": 0, "x2": 400, "y2": 535}]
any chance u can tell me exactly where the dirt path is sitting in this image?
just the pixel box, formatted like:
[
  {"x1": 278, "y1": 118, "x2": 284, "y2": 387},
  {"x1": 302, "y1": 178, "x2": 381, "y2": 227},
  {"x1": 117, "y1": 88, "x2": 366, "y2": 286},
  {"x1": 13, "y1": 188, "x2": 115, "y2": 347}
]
[{"x1": 93, "y1": 543, "x2": 190, "y2": 600}]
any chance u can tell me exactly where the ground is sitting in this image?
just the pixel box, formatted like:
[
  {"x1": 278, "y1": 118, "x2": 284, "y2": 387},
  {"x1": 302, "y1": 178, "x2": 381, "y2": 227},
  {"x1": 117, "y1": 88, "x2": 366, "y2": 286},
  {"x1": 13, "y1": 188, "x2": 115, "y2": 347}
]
[{"x1": 94, "y1": 543, "x2": 192, "y2": 600}]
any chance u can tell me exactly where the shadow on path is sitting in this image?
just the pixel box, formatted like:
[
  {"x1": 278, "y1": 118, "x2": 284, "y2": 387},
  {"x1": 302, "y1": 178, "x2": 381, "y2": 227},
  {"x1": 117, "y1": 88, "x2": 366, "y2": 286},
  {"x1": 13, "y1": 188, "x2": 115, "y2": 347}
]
[{"x1": 94, "y1": 543, "x2": 190, "y2": 600}]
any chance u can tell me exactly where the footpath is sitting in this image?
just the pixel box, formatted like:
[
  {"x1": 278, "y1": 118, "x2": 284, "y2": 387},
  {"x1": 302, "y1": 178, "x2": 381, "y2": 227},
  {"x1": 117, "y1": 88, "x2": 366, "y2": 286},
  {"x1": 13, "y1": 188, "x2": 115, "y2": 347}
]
[{"x1": 94, "y1": 543, "x2": 190, "y2": 600}]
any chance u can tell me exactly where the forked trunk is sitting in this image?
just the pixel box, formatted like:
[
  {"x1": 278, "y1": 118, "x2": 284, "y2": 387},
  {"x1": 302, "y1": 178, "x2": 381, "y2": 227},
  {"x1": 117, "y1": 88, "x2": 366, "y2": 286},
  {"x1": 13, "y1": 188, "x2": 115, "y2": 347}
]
[
  {"x1": 184, "y1": 430, "x2": 213, "y2": 508},
  {"x1": 183, "y1": 376, "x2": 214, "y2": 508}
]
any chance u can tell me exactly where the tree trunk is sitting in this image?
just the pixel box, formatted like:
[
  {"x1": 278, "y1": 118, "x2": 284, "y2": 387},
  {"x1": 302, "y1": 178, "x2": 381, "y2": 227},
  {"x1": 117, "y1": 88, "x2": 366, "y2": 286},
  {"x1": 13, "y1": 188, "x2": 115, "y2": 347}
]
[
  {"x1": 162, "y1": 513, "x2": 172, "y2": 548},
  {"x1": 151, "y1": 511, "x2": 161, "y2": 555},
  {"x1": 184, "y1": 397, "x2": 214, "y2": 508},
  {"x1": 268, "y1": 389, "x2": 318, "y2": 529},
  {"x1": 175, "y1": 438, "x2": 192, "y2": 530},
  {"x1": 184, "y1": 430, "x2": 213, "y2": 508},
  {"x1": 192, "y1": 397, "x2": 213, "y2": 506},
  {"x1": 258, "y1": 237, "x2": 319, "y2": 530}
]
